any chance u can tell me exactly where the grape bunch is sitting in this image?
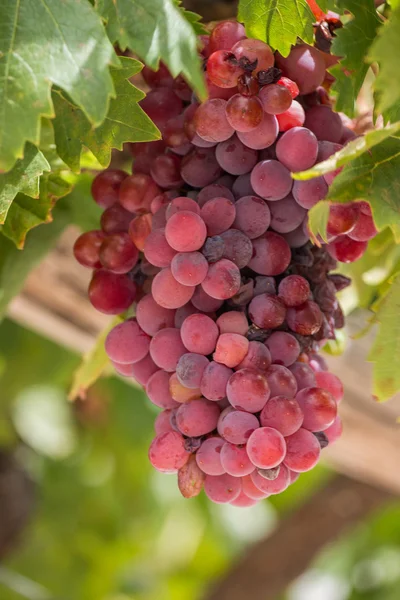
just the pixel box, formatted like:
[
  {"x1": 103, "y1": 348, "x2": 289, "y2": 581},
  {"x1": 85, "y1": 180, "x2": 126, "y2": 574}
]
[{"x1": 73, "y1": 15, "x2": 375, "y2": 506}]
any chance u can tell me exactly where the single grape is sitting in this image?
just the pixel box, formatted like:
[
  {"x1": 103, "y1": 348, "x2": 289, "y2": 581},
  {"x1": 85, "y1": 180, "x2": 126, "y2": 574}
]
[
  {"x1": 178, "y1": 455, "x2": 206, "y2": 498},
  {"x1": 169, "y1": 373, "x2": 201, "y2": 404},
  {"x1": 163, "y1": 114, "x2": 190, "y2": 153},
  {"x1": 289, "y1": 362, "x2": 317, "y2": 391},
  {"x1": 176, "y1": 398, "x2": 220, "y2": 437},
  {"x1": 101, "y1": 204, "x2": 133, "y2": 235},
  {"x1": 180, "y1": 147, "x2": 222, "y2": 188},
  {"x1": 327, "y1": 203, "x2": 359, "y2": 236},
  {"x1": 91, "y1": 169, "x2": 127, "y2": 208},
  {"x1": 73, "y1": 230, "x2": 105, "y2": 269},
  {"x1": 105, "y1": 319, "x2": 150, "y2": 364},
  {"x1": 277, "y1": 77, "x2": 299, "y2": 99},
  {"x1": 286, "y1": 301, "x2": 323, "y2": 335},
  {"x1": 292, "y1": 176, "x2": 328, "y2": 209},
  {"x1": 171, "y1": 252, "x2": 208, "y2": 286},
  {"x1": 214, "y1": 333, "x2": 249, "y2": 368},
  {"x1": 88, "y1": 270, "x2": 136, "y2": 314},
  {"x1": 152, "y1": 268, "x2": 195, "y2": 309},
  {"x1": 209, "y1": 20, "x2": 246, "y2": 53},
  {"x1": 201, "y1": 258, "x2": 241, "y2": 300},
  {"x1": 259, "y1": 84, "x2": 292, "y2": 115},
  {"x1": 348, "y1": 211, "x2": 377, "y2": 242},
  {"x1": 269, "y1": 196, "x2": 306, "y2": 234},
  {"x1": 218, "y1": 409, "x2": 259, "y2": 445},
  {"x1": 176, "y1": 353, "x2": 209, "y2": 389},
  {"x1": 227, "y1": 368, "x2": 270, "y2": 413},
  {"x1": 148, "y1": 431, "x2": 189, "y2": 473},
  {"x1": 201, "y1": 197, "x2": 236, "y2": 236},
  {"x1": 220, "y1": 229, "x2": 253, "y2": 268},
  {"x1": 136, "y1": 294, "x2": 175, "y2": 336},
  {"x1": 119, "y1": 173, "x2": 161, "y2": 213},
  {"x1": 304, "y1": 105, "x2": 343, "y2": 144},
  {"x1": 315, "y1": 371, "x2": 344, "y2": 403},
  {"x1": 233, "y1": 196, "x2": 270, "y2": 239},
  {"x1": 99, "y1": 233, "x2": 139, "y2": 274},
  {"x1": 327, "y1": 236, "x2": 368, "y2": 263},
  {"x1": 296, "y1": 387, "x2": 337, "y2": 432},
  {"x1": 230, "y1": 491, "x2": 258, "y2": 507},
  {"x1": 265, "y1": 365, "x2": 298, "y2": 398},
  {"x1": 276, "y1": 127, "x2": 318, "y2": 172},
  {"x1": 324, "y1": 415, "x2": 343, "y2": 443},
  {"x1": 204, "y1": 473, "x2": 241, "y2": 503},
  {"x1": 166, "y1": 196, "x2": 200, "y2": 220},
  {"x1": 232, "y1": 38, "x2": 274, "y2": 73},
  {"x1": 150, "y1": 328, "x2": 187, "y2": 372},
  {"x1": 283, "y1": 428, "x2": 321, "y2": 472},
  {"x1": 144, "y1": 228, "x2": 177, "y2": 268},
  {"x1": 151, "y1": 204, "x2": 168, "y2": 229},
  {"x1": 276, "y1": 101, "x2": 305, "y2": 131},
  {"x1": 192, "y1": 286, "x2": 224, "y2": 312},
  {"x1": 197, "y1": 183, "x2": 235, "y2": 207},
  {"x1": 249, "y1": 294, "x2": 286, "y2": 329},
  {"x1": 180, "y1": 313, "x2": 219, "y2": 356},
  {"x1": 237, "y1": 341, "x2": 272, "y2": 372},
  {"x1": 266, "y1": 332, "x2": 301, "y2": 367},
  {"x1": 251, "y1": 464, "x2": 291, "y2": 494},
  {"x1": 237, "y1": 112, "x2": 279, "y2": 150},
  {"x1": 200, "y1": 361, "x2": 233, "y2": 401},
  {"x1": 260, "y1": 395, "x2": 303, "y2": 436},
  {"x1": 247, "y1": 427, "x2": 286, "y2": 469},
  {"x1": 249, "y1": 231, "x2": 291, "y2": 275},
  {"x1": 207, "y1": 50, "x2": 243, "y2": 88},
  {"x1": 251, "y1": 160, "x2": 293, "y2": 201},
  {"x1": 278, "y1": 275, "x2": 311, "y2": 307},
  {"x1": 216, "y1": 135, "x2": 258, "y2": 176},
  {"x1": 150, "y1": 154, "x2": 183, "y2": 189},
  {"x1": 194, "y1": 99, "x2": 234, "y2": 143},
  {"x1": 196, "y1": 437, "x2": 225, "y2": 475},
  {"x1": 165, "y1": 211, "x2": 207, "y2": 252},
  {"x1": 146, "y1": 370, "x2": 179, "y2": 409},
  {"x1": 216, "y1": 311, "x2": 248, "y2": 336},
  {"x1": 275, "y1": 45, "x2": 326, "y2": 95},
  {"x1": 242, "y1": 474, "x2": 270, "y2": 499},
  {"x1": 221, "y1": 443, "x2": 255, "y2": 477},
  {"x1": 130, "y1": 354, "x2": 159, "y2": 386},
  {"x1": 226, "y1": 94, "x2": 264, "y2": 132}
]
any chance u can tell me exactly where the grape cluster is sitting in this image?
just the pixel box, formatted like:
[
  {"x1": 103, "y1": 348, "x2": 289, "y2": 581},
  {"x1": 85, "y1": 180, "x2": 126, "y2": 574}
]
[{"x1": 72, "y1": 18, "x2": 375, "y2": 506}]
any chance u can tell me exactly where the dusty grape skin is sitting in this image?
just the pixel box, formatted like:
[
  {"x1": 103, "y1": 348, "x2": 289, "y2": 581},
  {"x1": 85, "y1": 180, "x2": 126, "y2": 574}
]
[
  {"x1": 221, "y1": 443, "x2": 255, "y2": 477},
  {"x1": 227, "y1": 368, "x2": 271, "y2": 413},
  {"x1": 105, "y1": 319, "x2": 150, "y2": 365},
  {"x1": 237, "y1": 341, "x2": 271, "y2": 372},
  {"x1": 200, "y1": 197, "x2": 236, "y2": 236},
  {"x1": 130, "y1": 354, "x2": 159, "y2": 386},
  {"x1": 216, "y1": 311, "x2": 248, "y2": 336},
  {"x1": 233, "y1": 195, "x2": 271, "y2": 239},
  {"x1": 260, "y1": 396, "x2": 304, "y2": 436},
  {"x1": 176, "y1": 399, "x2": 220, "y2": 437},
  {"x1": 251, "y1": 464, "x2": 291, "y2": 494},
  {"x1": 216, "y1": 135, "x2": 259, "y2": 176},
  {"x1": 296, "y1": 387, "x2": 337, "y2": 432},
  {"x1": 230, "y1": 491, "x2": 259, "y2": 507},
  {"x1": 249, "y1": 232, "x2": 291, "y2": 276},
  {"x1": 251, "y1": 160, "x2": 293, "y2": 201},
  {"x1": 176, "y1": 353, "x2": 209, "y2": 389},
  {"x1": 201, "y1": 258, "x2": 241, "y2": 300},
  {"x1": 194, "y1": 98, "x2": 234, "y2": 143},
  {"x1": 237, "y1": 113, "x2": 279, "y2": 150},
  {"x1": 278, "y1": 275, "x2": 311, "y2": 307},
  {"x1": 148, "y1": 431, "x2": 190, "y2": 473},
  {"x1": 276, "y1": 127, "x2": 318, "y2": 172},
  {"x1": 218, "y1": 409, "x2": 259, "y2": 445},
  {"x1": 150, "y1": 328, "x2": 187, "y2": 372},
  {"x1": 204, "y1": 473, "x2": 242, "y2": 504},
  {"x1": 146, "y1": 370, "x2": 180, "y2": 409},
  {"x1": 283, "y1": 428, "x2": 321, "y2": 473},
  {"x1": 152, "y1": 268, "x2": 195, "y2": 309},
  {"x1": 289, "y1": 362, "x2": 317, "y2": 391},
  {"x1": 169, "y1": 373, "x2": 201, "y2": 404},
  {"x1": 136, "y1": 294, "x2": 175, "y2": 337},
  {"x1": 200, "y1": 361, "x2": 233, "y2": 402},
  {"x1": 196, "y1": 437, "x2": 225, "y2": 476},
  {"x1": 246, "y1": 427, "x2": 287, "y2": 469},
  {"x1": 242, "y1": 474, "x2": 270, "y2": 500},
  {"x1": 180, "y1": 313, "x2": 219, "y2": 355},
  {"x1": 266, "y1": 332, "x2": 300, "y2": 367},
  {"x1": 214, "y1": 333, "x2": 249, "y2": 368},
  {"x1": 171, "y1": 252, "x2": 208, "y2": 286}
]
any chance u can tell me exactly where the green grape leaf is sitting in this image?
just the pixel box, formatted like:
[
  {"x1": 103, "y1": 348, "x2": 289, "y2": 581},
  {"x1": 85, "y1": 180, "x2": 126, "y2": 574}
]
[
  {"x1": 68, "y1": 317, "x2": 122, "y2": 401},
  {"x1": 238, "y1": 0, "x2": 315, "y2": 57},
  {"x1": 52, "y1": 57, "x2": 160, "y2": 173},
  {"x1": 0, "y1": 144, "x2": 50, "y2": 224},
  {"x1": 308, "y1": 201, "x2": 330, "y2": 243},
  {"x1": 0, "y1": 0, "x2": 119, "y2": 171},
  {"x1": 98, "y1": 0, "x2": 206, "y2": 100},
  {"x1": 292, "y1": 122, "x2": 400, "y2": 180},
  {"x1": 1, "y1": 174, "x2": 73, "y2": 249},
  {"x1": 368, "y1": 272, "x2": 400, "y2": 401},
  {"x1": 369, "y1": 5, "x2": 400, "y2": 115},
  {"x1": 330, "y1": 0, "x2": 381, "y2": 116}
]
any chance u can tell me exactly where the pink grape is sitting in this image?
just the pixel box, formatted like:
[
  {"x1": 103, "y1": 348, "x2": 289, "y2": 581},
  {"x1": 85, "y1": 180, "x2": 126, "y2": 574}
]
[
  {"x1": 204, "y1": 473, "x2": 241, "y2": 504},
  {"x1": 165, "y1": 211, "x2": 207, "y2": 252},
  {"x1": 237, "y1": 341, "x2": 271, "y2": 372},
  {"x1": 201, "y1": 259, "x2": 241, "y2": 300},
  {"x1": 304, "y1": 105, "x2": 343, "y2": 143},
  {"x1": 214, "y1": 333, "x2": 249, "y2": 368},
  {"x1": 246, "y1": 427, "x2": 286, "y2": 469},
  {"x1": 176, "y1": 398, "x2": 220, "y2": 436},
  {"x1": 207, "y1": 50, "x2": 243, "y2": 88},
  {"x1": 88, "y1": 270, "x2": 136, "y2": 314},
  {"x1": 201, "y1": 197, "x2": 236, "y2": 235},
  {"x1": 73, "y1": 230, "x2": 105, "y2": 269},
  {"x1": 278, "y1": 275, "x2": 311, "y2": 307},
  {"x1": 265, "y1": 365, "x2": 298, "y2": 398},
  {"x1": 249, "y1": 231, "x2": 291, "y2": 275},
  {"x1": 143, "y1": 228, "x2": 177, "y2": 268},
  {"x1": 296, "y1": 387, "x2": 337, "y2": 431},
  {"x1": 174, "y1": 303, "x2": 200, "y2": 328},
  {"x1": 242, "y1": 474, "x2": 270, "y2": 499},
  {"x1": 196, "y1": 437, "x2": 225, "y2": 475},
  {"x1": 259, "y1": 84, "x2": 292, "y2": 115},
  {"x1": 150, "y1": 328, "x2": 187, "y2": 372},
  {"x1": 216, "y1": 311, "x2": 248, "y2": 336},
  {"x1": 150, "y1": 153, "x2": 183, "y2": 189},
  {"x1": 220, "y1": 229, "x2": 253, "y2": 268},
  {"x1": 277, "y1": 101, "x2": 305, "y2": 131},
  {"x1": 232, "y1": 173, "x2": 254, "y2": 198},
  {"x1": 194, "y1": 99, "x2": 234, "y2": 142},
  {"x1": 286, "y1": 301, "x2": 323, "y2": 335},
  {"x1": 216, "y1": 135, "x2": 258, "y2": 175},
  {"x1": 176, "y1": 353, "x2": 209, "y2": 389},
  {"x1": 218, "y1": 407, "x2": 260, "y2": 445},
  {"x1": 251, "y1": 464, "x2": 291, "y2": 494},
  {"x1": 151, "y1": 204, "x2": 168, "y2": 229},
  {"x1": 284, "y1": 428, "x2": 321, "y2": 472},
  {"x1": 269, "y1": 196, "x2": 306, "y2": 233},
  {"x1": 233, "y1": 195, "x2": 271, "y2": 239},
  {"x1": 282, "y1": 222, "x2": 310, "y2": 248},
  {"x1": 119, "y1": 173, "x2": 161, "y2": 213},
  {"x1": 171, "y1": 252, "x2": 208, "y2": 286},
  {"x1": 136, "y1": 294, "x2": 176, "y2": 336},
  {"x1": 266, "y1": 332, "x2": 300, "y2": 367},
  {"x1": 289, "y1": 362, "x2": 317, "y2": 390},
  {"x1": 99, "y1": 233, "x2": 139, "y2": 274},
  {"x1": 232, "y1": 38, "x2": 274, "y2": 73},
  {"x1": 166, "y1": 196, "x2": 200, "y2": 219},
  {"x1": 209, "y1": 21, "x2": 246, "y2": 53},
  {"x1": 324, "y1": 416, "x2": 343, "y2": 443},
  {"x1": 128, "y1": 214, "x2": 152, "y2": 250},
  {"x1": 130, "y1": 354, "x2": 159, "y2": 386},
  {"x1": 226, "y1": 94, "x2": 264, "y2": 132},
  {"x1": 105, "y1": 319, "x2": 150, "y2": 364},
  {"x1": 260, "y1": 395, "x2": 304, "y2": 436},
  {"x1": 292, "y1": 177, "x2": 329, "y2": 209},
  {"x1": 197, "y1": 183, "x2": 235, "y2": 207},
  {"x1": 201, "y1": 361, "x2": 233, "y2": 401},
  {"x1": 251, "y1": 160, "x2": 293, "y2": 201},
  {"x1": 154, "y1": 410, "x2": 174, "y2": 435},
  {"x1": 152, "y1": 268, "x2": 195, "y2": 309},
  {"x1": 221, "y1": 443, "x2": 255, "y2": 477},
  {"x1": 276, "y1": 127, "x2": 318, "y2": 172},
  {"x1": 181, "y1": 147, "x2": 222, "y2": 188},
  {"x1": 180, "y1": 313, "x2": 219, "y2": 355},
  {"x1": 237, "y1": 112, "x2": 279, "y2": 150},
  {"x1": 169, "y1": 373, "x2": 201, "y2": 404},
  {"x1": 91, "y1": 169, "x2": 127, "y2": 208},
  {"x1": 192, "y1": 286, "x2": 224, "y2": 312},
  {"x1": 148, "y1": 431, "x2": 190, "y2": 473},
  {"x1": 230, "y1": 491, "x2": 258, "y2": 507},
  {"x1": 249, "y1": 294, "x2": 286, "y2": 329},
  {"x1": 275, "y1": 45, "x2": 326, "y2": 95},
  {"x1": 227, "y1": 368, "x2": 270, "y2": 413},
  {"x1": 146, "y1": 370, "x2": 179, "y2": 409},
  {"x1": 315, "y1": 371, "x2": 344, "y2": 403}
]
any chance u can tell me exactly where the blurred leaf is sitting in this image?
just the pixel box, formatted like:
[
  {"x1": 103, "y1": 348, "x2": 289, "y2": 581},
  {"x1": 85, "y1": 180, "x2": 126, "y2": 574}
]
[
  {"x1": 238, "y1": 0, "x2": 315, "y2": 57},
  {"x1": 98, "y1": 0, "x2": 206, "y2": 100},
  {"x1": 323, "y1": 329, "x2": 347, "y2": 355},
  {"x1": 0, "y1": 144, "x2": 50, "y2": 223},
  {"x1": 307, "y1": 202, "x2": 330, "y2": 242},
  {"x1": 330, "y1": 0, "x2": 381, "y2": 116},
  {"x1": 62, "y1": 171, "x2": 103, "y2": 232},
  {"x1": 0, "y1": 0, "x2": 119, "y2": 171},
  {"x1": 369, "y1": 272, "x2": 400, "y2": 401},
  {"x1": 53, "y1": 57, "x2": 160, "y2": 173},
  {"x1": 69, "y1": 318, "x2": 122, "y2": 401}
]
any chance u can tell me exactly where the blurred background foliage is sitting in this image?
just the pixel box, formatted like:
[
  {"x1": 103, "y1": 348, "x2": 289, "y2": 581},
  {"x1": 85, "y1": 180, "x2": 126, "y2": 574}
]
[{"x1": 0, "y1": 319, "x2": 400, "y2": 600}]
